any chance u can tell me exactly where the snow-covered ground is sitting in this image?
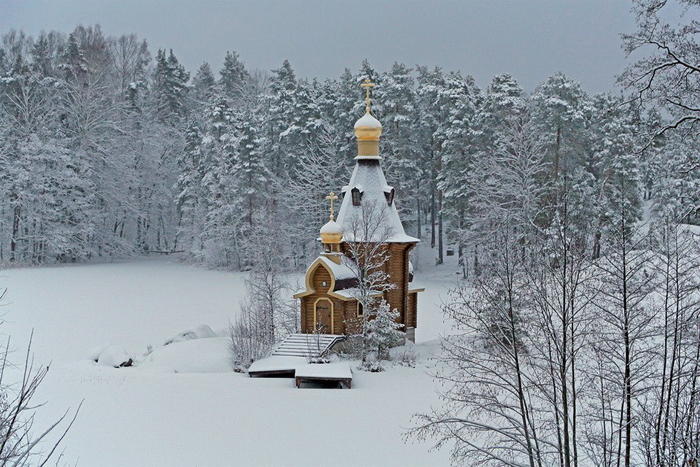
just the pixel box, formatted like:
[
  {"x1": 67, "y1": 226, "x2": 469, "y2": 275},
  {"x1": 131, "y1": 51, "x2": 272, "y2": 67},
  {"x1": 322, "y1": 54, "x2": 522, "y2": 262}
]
[{"x1": 0, "y1": 245, "x2": 459, "y2": 467}]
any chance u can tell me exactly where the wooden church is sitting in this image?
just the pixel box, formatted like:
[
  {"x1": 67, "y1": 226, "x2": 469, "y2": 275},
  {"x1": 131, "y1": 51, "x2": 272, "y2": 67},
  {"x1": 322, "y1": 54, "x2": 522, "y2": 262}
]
[{"x1": 293, "y1": 80, "x2": 423, "y2": 342}]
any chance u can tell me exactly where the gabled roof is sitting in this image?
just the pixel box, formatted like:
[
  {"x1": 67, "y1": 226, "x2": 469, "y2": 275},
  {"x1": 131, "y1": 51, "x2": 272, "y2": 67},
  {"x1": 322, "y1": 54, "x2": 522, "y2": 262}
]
[
  {"x1": 335, "y1": 159, "x2": 418, "y2": 244},
  {"x1": 292, "y1": 255, "x2": 361, "y2": 301}
]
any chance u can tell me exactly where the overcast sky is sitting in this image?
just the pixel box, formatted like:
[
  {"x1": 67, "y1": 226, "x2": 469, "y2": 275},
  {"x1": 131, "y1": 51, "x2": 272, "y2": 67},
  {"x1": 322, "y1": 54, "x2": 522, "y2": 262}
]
[{"x1": 1, "y1": 0, "x2": 638, "y2": 94}]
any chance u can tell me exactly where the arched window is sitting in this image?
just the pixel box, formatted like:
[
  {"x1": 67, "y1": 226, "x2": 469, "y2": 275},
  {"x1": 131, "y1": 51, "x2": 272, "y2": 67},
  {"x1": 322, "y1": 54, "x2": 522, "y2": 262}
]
[
  {"x1": 351, "y1": 188, "x2": 362, "y2": 206},
  {"x1": 357, "y1": 301, "x2": 364, "y2": 317}
]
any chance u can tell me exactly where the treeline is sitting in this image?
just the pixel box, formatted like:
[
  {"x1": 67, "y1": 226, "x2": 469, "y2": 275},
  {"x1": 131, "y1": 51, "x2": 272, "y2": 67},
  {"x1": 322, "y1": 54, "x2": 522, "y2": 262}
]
[{"x1": 0, "y1": 25, "x2": 697, "y2": 269}]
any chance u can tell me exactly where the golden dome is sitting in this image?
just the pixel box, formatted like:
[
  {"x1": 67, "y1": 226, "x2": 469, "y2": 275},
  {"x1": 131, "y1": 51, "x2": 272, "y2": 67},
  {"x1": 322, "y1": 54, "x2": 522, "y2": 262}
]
[
  {"x1": 320, "y1": 220, "x2": 343, "y2": 244},
  {"x1": 354, "y1": 112, "x2": 382, "y2": 141}
]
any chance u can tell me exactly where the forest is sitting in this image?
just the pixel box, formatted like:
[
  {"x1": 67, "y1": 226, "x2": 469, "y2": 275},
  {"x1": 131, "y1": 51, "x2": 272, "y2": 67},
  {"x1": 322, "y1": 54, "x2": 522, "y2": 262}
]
[{"x1": 0, "y1": 9, "x2": 695, "y2": 273}]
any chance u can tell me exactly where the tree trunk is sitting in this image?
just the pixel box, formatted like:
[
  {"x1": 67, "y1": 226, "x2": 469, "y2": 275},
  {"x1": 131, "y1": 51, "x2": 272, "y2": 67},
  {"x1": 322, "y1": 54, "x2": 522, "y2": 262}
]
[
  {"x1": 437, "y1": 189, "x2": 443, "y2": 265},
  {"x1": 554, "y1": 126, "x2": 561, "y2": 179},
  {"x1": 430, "y1": 186, "x2": 436, "y2": 248},
  {"x1": 11, "y1": 205, "x2": 20, "y2": 262}
]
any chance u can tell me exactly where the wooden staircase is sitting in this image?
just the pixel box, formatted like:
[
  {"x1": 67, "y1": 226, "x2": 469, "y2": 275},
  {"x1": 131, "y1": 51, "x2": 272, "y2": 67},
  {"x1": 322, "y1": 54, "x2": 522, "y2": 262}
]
[{"x1": 271, "y1": 334, "x2": 344, "y2": 358}]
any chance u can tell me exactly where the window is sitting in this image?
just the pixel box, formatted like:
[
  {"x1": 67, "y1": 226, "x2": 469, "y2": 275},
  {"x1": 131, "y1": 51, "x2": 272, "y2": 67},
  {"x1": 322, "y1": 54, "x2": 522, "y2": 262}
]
[
  {"x1": 357, "y1": 301, "x2": 364, "y2": 317},
  {"x1": 384, "y1": 188, "x2": 395, "y2": 206},
  {"x1": 351, "y1": 188, "x2": 362, "y2": 206}
]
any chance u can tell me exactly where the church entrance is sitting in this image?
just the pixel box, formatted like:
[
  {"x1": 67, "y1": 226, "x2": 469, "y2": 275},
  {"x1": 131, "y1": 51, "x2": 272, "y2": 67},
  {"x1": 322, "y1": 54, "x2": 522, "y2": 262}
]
[{"x1": 314, "y1": 298, "x2": 334, "y2": 334}]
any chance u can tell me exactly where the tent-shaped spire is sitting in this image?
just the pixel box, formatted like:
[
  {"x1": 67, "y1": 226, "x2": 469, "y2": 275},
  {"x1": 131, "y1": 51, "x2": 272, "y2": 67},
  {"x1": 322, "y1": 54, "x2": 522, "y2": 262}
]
[{"x1": 336, "y1": 80, "x2": 418, "y2": 244}]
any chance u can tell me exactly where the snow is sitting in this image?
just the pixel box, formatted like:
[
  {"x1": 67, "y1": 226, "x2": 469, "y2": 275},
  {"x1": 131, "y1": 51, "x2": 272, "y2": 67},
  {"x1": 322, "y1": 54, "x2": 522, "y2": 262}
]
[
  {"x1": 248, "y1": 355, "x2": 307, "y2": 373},
  {"x1": 335, "y1": 157, "x2": 419, "y2": 244},
  {"x1": 138, "y1": 337, "x2": 232, "y2": 373},
  {"x1": 333, "y1": 287, "x2": 381, "y2": 299},
  {"x1": 316, "y1": 255, "x2": 357, "y2": 281},
  {"x1": 163, "y1": 324, "x2": 217, "y2": 345},
  {"x1": 295, "y1": 362, "x2": 353, "y2": 380},
  {"x1": 353, "y1": 112, "x2": 382, "y2": 129},
  {"x1": 96, "y1": 344, "x2": 132, "y2": 367},
  {"x1": 0, "y1": 256, "x2": 460, "y2": 466},
  {"x1": 319, "y1": 219, "x2": 342, "y2": 235}
]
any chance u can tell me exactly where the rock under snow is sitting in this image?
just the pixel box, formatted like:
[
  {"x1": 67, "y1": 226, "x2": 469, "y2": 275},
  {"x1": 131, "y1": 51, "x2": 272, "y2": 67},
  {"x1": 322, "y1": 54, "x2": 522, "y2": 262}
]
[
  {"x1": 97, "y1": 345, "x2": 133, "y2": 368},
  {"x1": 163, "y1": 324, "x2": 216, "y2": 346}
]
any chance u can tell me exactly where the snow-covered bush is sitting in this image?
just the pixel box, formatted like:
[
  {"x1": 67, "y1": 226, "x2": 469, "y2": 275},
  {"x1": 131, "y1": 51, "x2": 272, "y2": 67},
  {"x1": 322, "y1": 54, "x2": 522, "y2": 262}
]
[
  {"x1": 392, "y1": 347, "x2": 418, "y2": 368},
  {"x1": 227, "y1": 302, "x2": 273, "y2": 373},
  {"x1": 359, "y1": 353, "x2": 383, "y2": 373}
]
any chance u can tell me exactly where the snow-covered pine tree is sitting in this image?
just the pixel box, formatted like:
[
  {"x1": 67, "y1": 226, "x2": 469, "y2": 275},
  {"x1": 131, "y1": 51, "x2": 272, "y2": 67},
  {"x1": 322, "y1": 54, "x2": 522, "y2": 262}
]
[
  {"x1": 176, "y1": 122, "x2": 206, "y2": 257},
  {"x1": 531, "y1": 72, "x2": 591, "y2": 179},
  {"x1": 219, "y1": 51, "x2": 250, "y2": 103},
  {"x1": 416, "y1": 65, "x2": 445, "y2": 247},
  {"x1": 588, "y1": 93, "x2": 642, "y2": 258},
  {"x1": 376, "y1": 62, "x2": 420, "y2": 234},
  {"x1": 365, "y1": 299, "x2": 403, "y2": 366},
  {"x1": 191, "y1": 61, "x2": 217, "y2": 111},
  {"x1": 152, "y1": 48, "x2": 190, "y2": 125},
  {"x1": 435, "y1": 71, "x2": 482, "y2": 266}
]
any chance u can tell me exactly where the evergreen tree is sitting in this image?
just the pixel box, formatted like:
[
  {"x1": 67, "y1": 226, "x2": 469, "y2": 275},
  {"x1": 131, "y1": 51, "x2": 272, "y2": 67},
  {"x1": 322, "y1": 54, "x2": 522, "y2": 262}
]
[
  {"x1": 191, "y1": 61, "x2": 217, "y2": 113},
  {"x1": 416, "y1": 65, "x2": 445, "y2": 247},
  {"x1": 377, "y1": 62, "x2": 420, "y2": 231},
  {"x1": 531, "y1": 72, "x2": 591, "y2": 179},
  {"x1": 435, "y1": 71, "x2": 482, "y2": 266},
  {"x1": 219, "y1": 51, "x2": 250, "y2": 102},
  {"x1": 152, "y1": 48, "x2": 190, "y2": 124}
]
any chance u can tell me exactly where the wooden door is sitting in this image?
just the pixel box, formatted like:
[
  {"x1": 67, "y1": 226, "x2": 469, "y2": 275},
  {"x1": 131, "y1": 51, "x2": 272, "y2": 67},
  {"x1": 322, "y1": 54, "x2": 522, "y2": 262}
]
[{"x1": 314, "y1": 298, "x2": 333, "y2": 334}]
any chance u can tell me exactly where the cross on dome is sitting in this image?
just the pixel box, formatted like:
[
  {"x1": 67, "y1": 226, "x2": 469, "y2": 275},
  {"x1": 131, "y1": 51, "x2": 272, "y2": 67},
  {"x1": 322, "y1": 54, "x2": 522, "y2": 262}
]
[
  {"x1": 361, "y1": 78, "x2": 376, "y2": 114},
  {"x1": 325, "y1": 191, "x2": 338, "y2": 221}
]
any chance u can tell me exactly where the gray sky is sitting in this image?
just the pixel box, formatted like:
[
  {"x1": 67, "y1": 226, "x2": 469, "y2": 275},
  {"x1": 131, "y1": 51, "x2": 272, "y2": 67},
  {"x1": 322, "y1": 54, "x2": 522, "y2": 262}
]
[{"x1": 0, "y1": 0, "x2": 637, "y2": 94}]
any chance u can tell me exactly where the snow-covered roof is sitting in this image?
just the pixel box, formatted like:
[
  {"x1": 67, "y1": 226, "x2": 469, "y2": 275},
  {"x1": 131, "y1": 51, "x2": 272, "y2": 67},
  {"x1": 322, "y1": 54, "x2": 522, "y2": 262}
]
[
  {"x1": 335, "y1": 159, "x2": 418, "y2": 244},
  {"x1": 320, "y1": 220, "x2": 342, "y2": 235},
  {"x1": 354, "y1": 113, "x2": 382, "y2": 129},
  {"x1": 315, "y1": 255, "x2": 357, "y2": 281},
  {"x1": 333, "y1": 287, "x2": 382, "y2": 299}
]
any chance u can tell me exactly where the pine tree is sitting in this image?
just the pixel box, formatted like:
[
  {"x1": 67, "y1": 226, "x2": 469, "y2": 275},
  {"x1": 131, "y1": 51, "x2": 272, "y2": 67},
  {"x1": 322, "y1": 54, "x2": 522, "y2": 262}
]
[
  {"x1": 152, "y1": 48, "x2": 190, "y2": 124},
  {"x1": 59, "y1": 33, "x2": 87, "y2": 84},
  {"x1": 176, "y1": 122, "x2": 206, "y2": 256},
  {"x1": 219, "y1": 51, "x2": 249, "y2": 102},
  {"x1": 588, "y1": 94, "x2": 642, "y2": 257},
  {"x1": 435, "y1": 71, "x2": 482, "y2": 266},
  {"x1": 377, "y1": 62, "x2": 420, "y2": 232},
  {"x1": 365, "y1": 299, "x2": 404, "y2": 365},
  {"x1": 416, "y1": 65, "x2": 445, "y2": 248},
  {"x1": 191, "y1": 61, "x2": 217, "y2": 113},
  {"x1": 531, "y1": 72, "x2": 591, "y2": 179}
]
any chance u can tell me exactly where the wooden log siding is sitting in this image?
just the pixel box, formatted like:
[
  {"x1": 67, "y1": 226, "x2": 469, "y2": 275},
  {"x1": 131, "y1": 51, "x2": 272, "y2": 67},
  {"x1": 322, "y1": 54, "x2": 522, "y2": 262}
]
[
  {"x1": 406, "y1": 292, "x2": 417, "y2": 328},
  {"x1": 382, "y1": 243, "x2": 415, "y2": 328}
]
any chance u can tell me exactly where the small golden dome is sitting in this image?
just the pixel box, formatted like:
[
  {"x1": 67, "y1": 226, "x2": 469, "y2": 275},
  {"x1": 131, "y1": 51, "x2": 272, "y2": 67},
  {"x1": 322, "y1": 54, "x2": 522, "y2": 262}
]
[
  {"x1": 354, "y1": 112, "x2": 382, "y2": 141},
  {"x1": 320, "y1": 220, "x2": 343, "y2": 244}
]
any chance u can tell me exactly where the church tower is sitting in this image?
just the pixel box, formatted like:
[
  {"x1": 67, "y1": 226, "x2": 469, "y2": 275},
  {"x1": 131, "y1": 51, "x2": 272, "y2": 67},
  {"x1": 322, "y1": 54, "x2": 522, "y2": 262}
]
[{"x1": 294, "y1": 80, "x2": 423, "y2": 342}]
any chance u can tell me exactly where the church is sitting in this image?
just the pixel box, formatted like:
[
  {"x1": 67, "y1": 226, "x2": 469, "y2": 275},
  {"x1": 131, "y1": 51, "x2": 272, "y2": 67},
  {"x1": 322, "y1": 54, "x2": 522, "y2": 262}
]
[{"x1": 293, "y1": 80, "x2": 423, "y2": 342}]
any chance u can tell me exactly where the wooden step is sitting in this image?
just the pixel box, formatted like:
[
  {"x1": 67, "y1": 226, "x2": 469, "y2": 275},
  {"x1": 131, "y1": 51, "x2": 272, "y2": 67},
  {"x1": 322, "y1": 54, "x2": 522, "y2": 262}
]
[{"x1": 271, "y1": 333, "x2": 345, "y2": 358}]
